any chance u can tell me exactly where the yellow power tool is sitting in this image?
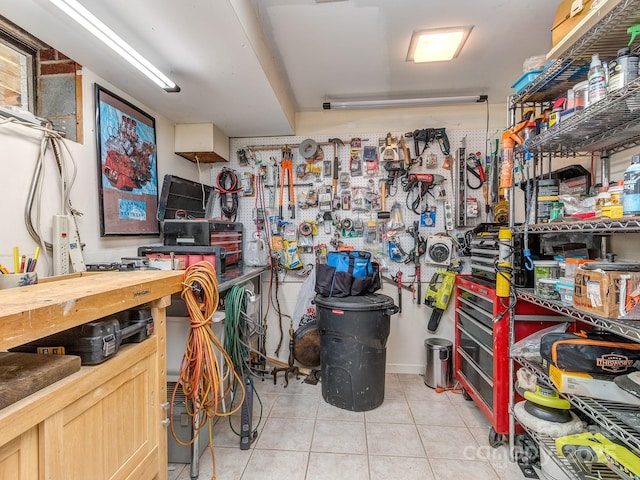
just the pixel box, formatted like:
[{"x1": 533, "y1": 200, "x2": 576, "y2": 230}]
[{"x1": 424, "y1": 270, "x2": 456, "y2": 332}]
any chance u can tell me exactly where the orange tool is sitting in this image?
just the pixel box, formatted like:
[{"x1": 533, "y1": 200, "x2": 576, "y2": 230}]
[
  {"x1": 279, "y1": 147, "x2": 295, "y2": 219},
  {"x1": 499, "y1": 121, "x2": 527, "y2": 189}
]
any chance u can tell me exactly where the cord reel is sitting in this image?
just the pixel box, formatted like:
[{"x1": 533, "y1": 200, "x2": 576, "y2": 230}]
[{"x1": 425, "y1": 235, "x2": 453, "y2": 266}]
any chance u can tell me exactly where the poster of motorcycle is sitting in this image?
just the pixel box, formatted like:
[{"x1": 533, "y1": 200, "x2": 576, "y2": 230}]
[{"x1": 95, "y1": 84, "x2": 159, "y2": 236}]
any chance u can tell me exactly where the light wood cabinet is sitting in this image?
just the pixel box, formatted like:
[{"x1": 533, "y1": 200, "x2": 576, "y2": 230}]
[
  {"x1": 0, "y1": 271, "x2": 184, "y2": 480},
  {"x1": 0, "y1": 427, "x2": 38, "y2": 480}
]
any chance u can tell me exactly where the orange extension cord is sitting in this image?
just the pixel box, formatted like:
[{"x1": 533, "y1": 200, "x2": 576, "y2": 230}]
[{"x1": 170, "y1": 261, "x2": 245, "y2": 480}]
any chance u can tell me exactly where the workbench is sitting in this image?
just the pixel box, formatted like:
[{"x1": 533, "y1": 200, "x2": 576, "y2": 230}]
[{"x1": 0, "y1": 270, "x2": 184, "y2": 480}]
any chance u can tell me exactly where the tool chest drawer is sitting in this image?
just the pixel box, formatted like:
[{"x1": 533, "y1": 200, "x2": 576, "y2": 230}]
[
  {"x1": 457, "y1": 295, "x2": 493, "y2": 330},
  {"x1": 456, "y1": 308, "x2": 493, "y2": 354},
  {"x1": 457, "y1": 348, "x2": 493, "y2": 410},
  {"x1": 455, "y1": 275, "x2": 566, "y2": 436},
  {"x1": 457, "y1": 284, "x2": 493, "y2": 316},
  {"x1": 457, "y1": 326, "x2": 493, "y2": 379}
]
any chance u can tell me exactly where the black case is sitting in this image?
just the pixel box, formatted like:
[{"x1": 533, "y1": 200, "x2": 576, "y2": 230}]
[
  {"x1": 540, "y1": 332, "x2": 640, "y2": 375},
  {"x1": 119, "y1": 307, "x2": 154, "y2": 344},
  {"x1": 12, "y1": 307, "x2": 154, "y2": 365},
  {"x1": 12, "y1": 317, "x2": 121, "y2": 365}
]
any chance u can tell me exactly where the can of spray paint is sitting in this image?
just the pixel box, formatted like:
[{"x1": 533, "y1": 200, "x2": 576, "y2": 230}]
[{"x1": 623, "y1": 155, "x2": 640, "y2": 216}]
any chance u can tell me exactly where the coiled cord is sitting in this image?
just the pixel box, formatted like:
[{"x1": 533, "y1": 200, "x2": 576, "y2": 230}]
[
  {"x1": 215, "y1": 168, "x2": 241, "y2": 220},
  {"x1": 223, "y1": 285, "x2": 264, "y2": 438},
  {"x1": 171, "y1": 261, "x2": 245, "y2": 480},
  {"x1": 403, "y1": 177, "x2": 430, "y2": 215}
]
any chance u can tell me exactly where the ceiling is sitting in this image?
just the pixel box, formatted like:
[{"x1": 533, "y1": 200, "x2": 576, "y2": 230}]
[{"x1": 2, "y1": 0, "x2": 558, "y2": 138}]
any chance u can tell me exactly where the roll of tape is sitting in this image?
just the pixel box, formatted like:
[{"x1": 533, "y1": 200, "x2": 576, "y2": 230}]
[{"x1": 299, "y1": 222, "x2": 313, "y2": 236}]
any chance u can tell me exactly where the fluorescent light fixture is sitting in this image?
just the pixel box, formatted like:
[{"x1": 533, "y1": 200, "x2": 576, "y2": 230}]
[
  {"x1": 407, "y1": 26, "x2": 472, "y2": 63},
  {"x1": 323, "y1": 95, "x2": 487, "y2": 110},
  {"x1": 49, "y1": 0, "x2": 180, "y2": 92}
]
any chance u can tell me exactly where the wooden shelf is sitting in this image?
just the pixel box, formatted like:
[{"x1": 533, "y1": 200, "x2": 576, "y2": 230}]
[{"x1": 175, "y1": 151, "x2": 228, "y2": 163}]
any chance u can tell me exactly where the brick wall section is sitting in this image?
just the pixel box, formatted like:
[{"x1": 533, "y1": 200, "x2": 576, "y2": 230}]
[{"x1": 37, "y1": 48, "x2": 80, "y2": 142}]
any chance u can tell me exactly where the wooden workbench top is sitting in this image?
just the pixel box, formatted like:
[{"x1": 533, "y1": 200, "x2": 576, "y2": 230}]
[{"x1": 0, "y1": 270, "x2": 184, "y2": 351}]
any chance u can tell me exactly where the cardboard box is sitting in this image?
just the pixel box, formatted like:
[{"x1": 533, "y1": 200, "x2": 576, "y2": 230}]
[
  {"x1": 573, "y1": 266, "x2": 640, "y2": 320},
  {"x1": 552, "y1": 0, "x2": 595, "y2": 47},
  {"x1": 549, "y1": 364, "x2": 640, "y2": 405}
]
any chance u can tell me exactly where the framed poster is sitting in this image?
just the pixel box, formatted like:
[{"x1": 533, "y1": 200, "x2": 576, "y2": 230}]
[{"x1": 95, "y1": 84, "x2": 159, "y2": 236}]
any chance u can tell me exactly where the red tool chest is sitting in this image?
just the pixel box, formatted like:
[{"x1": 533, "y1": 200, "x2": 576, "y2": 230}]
[{"x1": 454, "y1": 275, "x2": 568, "y2": 443}]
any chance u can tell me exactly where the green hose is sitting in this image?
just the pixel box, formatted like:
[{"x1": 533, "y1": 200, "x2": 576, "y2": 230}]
[{"x1": 223, "y1": 285, "x2": 263, "y2": 437}]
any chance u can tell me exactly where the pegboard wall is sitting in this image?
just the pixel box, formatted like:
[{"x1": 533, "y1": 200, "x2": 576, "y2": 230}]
[{"x1": 217, "y1": 129, "x2": 489, "y2": 290}]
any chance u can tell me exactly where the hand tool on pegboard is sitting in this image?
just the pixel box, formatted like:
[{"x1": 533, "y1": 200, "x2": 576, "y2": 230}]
[
  {"x1": 407, "y1": 221, "x2": 426, "y2": 305},
  {"x1": 434, "y1": 128, "x2": 452, "y2": 170},
  {"x1": 279, "y1": 147, "x2": 295, "y2": 219},
  {"x1": 329, "y1": 138, "x2": 344, "y2": 210},
  {"x1": 397, "y1": 270, "x2": 402, "y2": 313}
]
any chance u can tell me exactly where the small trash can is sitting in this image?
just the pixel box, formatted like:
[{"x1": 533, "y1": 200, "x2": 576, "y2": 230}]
[
  {"x1": 424, "y1": 338, "x2": 453, "y2": 389},
  {"x1": 315, "y1": 293, "x2": 398, "y2": 412}
]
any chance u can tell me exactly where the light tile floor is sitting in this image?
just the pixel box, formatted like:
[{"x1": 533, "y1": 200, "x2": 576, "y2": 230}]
[{"x1": 168, "y1": 373, "x2": 527, "y2": 480}]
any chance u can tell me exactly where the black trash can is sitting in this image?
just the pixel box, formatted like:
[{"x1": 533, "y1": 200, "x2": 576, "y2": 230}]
[{"x1": 315, "y1": 293, "x2": 398, "y2": 412}]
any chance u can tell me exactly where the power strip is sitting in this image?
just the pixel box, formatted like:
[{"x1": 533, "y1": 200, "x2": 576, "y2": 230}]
[
  {"x1": 67, "y1": 217, "x2": 86, "y2": 272},
  {"x1": 239, "y1": 378, "x2": 253, "y2": 450},
  {"x1": 52, "y1": 214, "x2": 86, "y2": 274},
  {"x1": 52, "y1": 215, "x2": 70, "y2": 275}
]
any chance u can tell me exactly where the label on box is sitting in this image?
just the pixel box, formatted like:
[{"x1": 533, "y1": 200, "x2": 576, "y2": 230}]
[{"x1": 586, "y1": 280, "x2": 603, "y2": 307}]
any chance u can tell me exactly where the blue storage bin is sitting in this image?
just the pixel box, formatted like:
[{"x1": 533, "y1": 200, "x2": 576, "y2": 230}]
[{"x1": 512, "y1": 69, "x2": 544, "y2": 94}]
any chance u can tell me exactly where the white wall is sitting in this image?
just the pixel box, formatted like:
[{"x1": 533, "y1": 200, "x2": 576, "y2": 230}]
[
  {"x1": 0, "y1": 68, "x2": 200, "y2": 276},
  {"x1": 234, "y1": 102, "x2": 506, "y2": 374}
]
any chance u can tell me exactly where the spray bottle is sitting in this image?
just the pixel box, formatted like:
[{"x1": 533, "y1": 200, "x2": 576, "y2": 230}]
[
  {"x1": 588, "y1": 54, "x2": 607, "y2": 105},
  {"x1": 623, "y1": 154, "x2": 640, "y2": 216}
]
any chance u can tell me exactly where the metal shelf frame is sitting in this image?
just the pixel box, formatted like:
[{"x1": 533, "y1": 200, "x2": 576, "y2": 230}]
[
  {"x1": 507, "y1": 1, "x2": 640, "y2": 471},
  {"x1": 511, "y1": 0, "x2": 640, "y2": 106},
  {"x1": 520, "y1": 425, "x2": 620, "y2": 480},
  {"x1": 526, "y1": 79, "x2": 640, "y2": 154},
  {"x1": 514, "y1": 217, "x2": 640, "y2": 234},
  {"x1": 516, "y1": 357, "x2": 640, "y2": 457},
  {"x1": 509, "y1": 0, "x2": 640, "y2": 155},
  {"x1": 516, "y1": 289, "x2": 640, "y2": 343}
]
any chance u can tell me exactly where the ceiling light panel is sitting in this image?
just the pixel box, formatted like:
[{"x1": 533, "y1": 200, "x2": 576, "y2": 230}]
[
  {"x1": 49, "y1": 0, "x2": 180, "y2": 92},
  {"x1": 323, "y1": 95, "x2": 487, "y2": 110},
  {"x1": 407, "y1": 26, "x2": 472, "y2": 63}
]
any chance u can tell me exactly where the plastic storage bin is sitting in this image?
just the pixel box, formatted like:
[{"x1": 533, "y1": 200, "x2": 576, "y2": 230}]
[
  {"x1": 565, "y1": 258, "x2": 592, "y2": 280},
  {"x1": 556, "y1": 277, "x2": 575, "y2": 306},
  {"x1": 538, "y1": 278, "x2": 559, "y2": 300},
  {"x1": 534, "y1": 260, "x2": 559, "y2": 298},
  {"x1": 315, "y1": 293, "x2": 398, "y2": 411},
  {"x1": 512, "y1": 69, "x2": 544, "y2": 94}
]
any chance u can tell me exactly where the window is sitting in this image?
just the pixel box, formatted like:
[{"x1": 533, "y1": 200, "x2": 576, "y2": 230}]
[
  {"x1": 0, "y1": 30, "x2": 35, "y2": 113},
  {"x1": 0, "y1": 15, "x2": 82, "y2": 142}
]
